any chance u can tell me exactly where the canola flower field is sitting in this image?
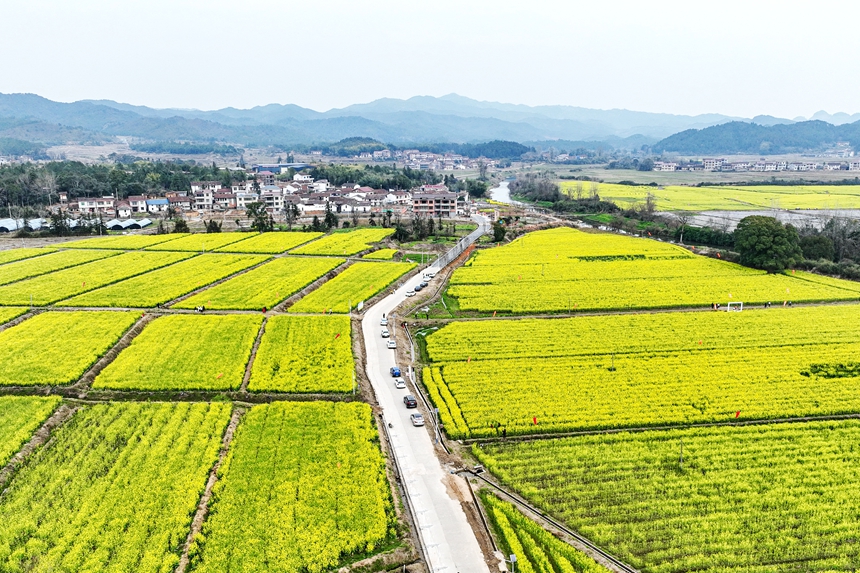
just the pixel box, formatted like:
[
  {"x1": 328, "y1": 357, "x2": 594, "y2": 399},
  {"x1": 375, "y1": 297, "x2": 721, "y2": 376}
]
[
  {"x1": 0, "y1": 396, "x2": 61, "y2": 467},
  {"x1": 479, "y1": 492, "x2": 607, "y2": 573},
  {"x1": 60, "y1": 253, "x2": 268, "y2": 308},
  {"x1": 175, "y1": 256, "x2": 343, "y2": 311},
  {"x1": 145, "y1": 232, "x2": 250, "y2": 252},
  {"x1": 0, "y1": 248, "x2": 117, "y2": 286},
  {"x1": 290, "y1": 228, "x2": 394, "y2": 256},
  {"x1": 94, "y1": 314, "x2": 262, "y2": 391},
  {"x1": 60, "y1": 234, "x2": 188, "y2": 250},
  {"x1": 559, "y1": 182, "x2": 860, "y2": 211},
  {"x1": 0, "y1": 250, "x2": 193, "y2": 306},
  {"x1": 188, "y1": 402, "x2": 395, "y2": 573},
  {"x1": 0, "y1": 402, "x2": 231, "y2": 573},
  {"x1": 446, "y1": 228, "x2": 860, "y2": 313},
  {"x1": 0, "y1": 247, "x2": 56, "y2": 265},
  {"x1": 249, "y1": 315, "x2": 354, "y2": 393},
  {"x1": 0, "y1": 311, "x2": 141, "y2": 387},
  {"x1": 424, "y1": 305, "x2": 860, "y2": 437},
  {"x1": 475, "y1": 421, "x2": 860, "y2": 573},
  {"x1": 212, "y1": 231, "x2": 322, "y2": 253},
  {"x1": 362, "y1": 248, "x2": 398, "y2": 260},
  {"x1": 289, "y1": 261, "x2": 415, "y2": 313},
  {"x1": 0, "y1": 307, "x2": 28, "y2": 325}
]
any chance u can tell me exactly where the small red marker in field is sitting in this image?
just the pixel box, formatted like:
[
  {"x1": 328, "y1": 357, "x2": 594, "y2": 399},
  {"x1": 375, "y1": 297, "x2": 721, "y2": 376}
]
[
  {"x1": 492, "y1": 311, "x2": 497, "y2": 317},
  {"x1": 216, "y1": 373, "x2": 224, "y2": 379},
  {"x1": 717, "y1": 253, "x2": 721, "y2": 258},
  {"x1": 334, "y1": 333, "x2": 341, "y2": 339},
  {"x1": 735, "y1": 410, "x2": 741, "y2": 418},
  {"x1": 533, "y1": 416, "x2": 538, "y2": 425}
]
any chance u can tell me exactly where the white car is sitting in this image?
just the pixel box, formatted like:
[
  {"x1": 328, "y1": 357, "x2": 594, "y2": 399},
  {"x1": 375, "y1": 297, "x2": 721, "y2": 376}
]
[
  {"x1": 410, "y1": 413, "x2": 425, "y2": 427},
  {"x1": 381, "y1": 329, "x2": 390, "y2": 338},
  {"x1": 405, "y1": 290, "x2": 416, "y2": 297},
  {"x1": 424, "y1": 271, "x2": 436, "y2": 278},
  {"x1": 380, "y1": 318, "x2": 388, "y2": 326},
  {"x1": 387, "y1": 340, "x2": 397, "y2": 349},
  {"x1": 394, "y1": 378, "x2": 406, "y2": 389}
]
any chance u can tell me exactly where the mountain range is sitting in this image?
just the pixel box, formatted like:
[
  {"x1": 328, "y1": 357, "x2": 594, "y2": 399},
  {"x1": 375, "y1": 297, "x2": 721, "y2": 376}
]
[{"x1": 0, "y1": 92, "x2": 857, "y2": 157}]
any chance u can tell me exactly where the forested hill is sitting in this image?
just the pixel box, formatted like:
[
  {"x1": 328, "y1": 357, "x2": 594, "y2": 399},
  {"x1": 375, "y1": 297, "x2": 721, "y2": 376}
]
[{"x1": 655, "y1": 120, "x2": 860, "y2": 155}]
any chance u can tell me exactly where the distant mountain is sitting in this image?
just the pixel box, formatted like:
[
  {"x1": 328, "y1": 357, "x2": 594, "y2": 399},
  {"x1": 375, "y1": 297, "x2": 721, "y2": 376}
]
[
  {"x1": 810, "y1": 110, "x2": 860, "y2": 126},
  {"x1": 655, "y1": 120, "x2": 860, "y2": 155},
  {"x1": 1, "y1": 92, "x2": 857, "y2": 154},
  {"x1": 751, "y1": 115, "x2": 795, "y2": 127}
]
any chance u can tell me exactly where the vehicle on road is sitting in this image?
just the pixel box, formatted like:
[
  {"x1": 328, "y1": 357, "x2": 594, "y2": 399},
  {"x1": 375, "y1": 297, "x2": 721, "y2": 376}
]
[
  {"x1": 404, "y1": 395, "x2": 418, "y2": 408},
  {"x1": 381, "y1": 329, "x2": 390, "y2": 338},
  {"x1": 394, "y1": 378, "x2": 406, "y2": 389},
  {"x1": 413, "y1": 285, "x2": 423, "y2": 292},
  {"x1": 410, "y1": 413, "x2": 425, "y2": 426},
  {"x1": 380, "y1": 318, "x2": 388, "y2": 326},
  {"x1": 419, "y1": 281, "x2": 428, "y2": 288},
  {"x1": 390, "y1": 366, "x2": 401, "y2": 377},
  {"x1": 387, "y1": 340, "x2": 397, "y2": 349},
  {"x1": 405, "y1": 290, "x2": 416, "y2": 297},
  {"x1": 424, "y1": 271, "x2": 436, "y2": 278}
]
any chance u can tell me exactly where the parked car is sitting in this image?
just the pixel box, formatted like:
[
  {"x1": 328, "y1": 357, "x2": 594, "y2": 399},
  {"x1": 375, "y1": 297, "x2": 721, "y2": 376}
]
[
  {"x1": 413, "y1": 285, "x2": 423, "y2": 292},
  {"x1": 419, "y1": 281, "x2": 429, "y2": 288},
  {"x1": 380, "y1": 317, "x2": 388, "y2": 326},
  {"x1": 381, "y1": 329, "x2": 390, "y2": 338},
  {"x1": 387, "y1": 340, "x2": 397, "y2": 349},
  {"x1": 410, "y1": 413, "x2": 425, "y2": 426},
  {"x1": 403, "y1": 395, "x2": 418, "y2": 408},
  {"x1": 390, "y1": 366, "x2": 401, "y2": 377},
  {"x1": 405, "y1": 290, "x2": 416, "y2": 297},
  {"x1": 424, "y1": 271, "x2": 436, "y2": 278},
  {"x1": 394, "y1": 378, "x2": 406, "y2": 389}
]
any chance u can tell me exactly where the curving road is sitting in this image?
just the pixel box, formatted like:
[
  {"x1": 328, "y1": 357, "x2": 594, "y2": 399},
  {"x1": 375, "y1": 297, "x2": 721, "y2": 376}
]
[{"x1": 362, "y1": 215, "x2": 491, "y2": 573}]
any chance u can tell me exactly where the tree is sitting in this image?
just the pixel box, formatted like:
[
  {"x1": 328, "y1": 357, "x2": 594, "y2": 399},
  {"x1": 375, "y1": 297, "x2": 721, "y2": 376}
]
[
  {"x1": 49, "y1": 210, "x2": 70, "y2": 236},
  {"x1": 734, "y1": 216, "x2": 803, "y2": 272},
  {"x1": 799, "y1": 234, "x2": 835, "y2": 261},
  {"x1": 285, "y1": 203, "x2": 299, "y2": 231},
  {"x1": 492, "y1": 222, "x2": 506, "y2": 243},
  {"x1": 323, "y1": 203, "x2": 338, "y2": 230},
  {"x1": 477, "y1": 160, "x2": 488, "y2": 181},
  {"x1": 246, "y1": 202, "x2": 274, "y2": 232},
  {"x1": 205, "y1": 219, "x2": 222, "y2": 233},
  {"x1": 310, "y1": 215, "x2": 323, "y2": 232},
  {"x1": 173, "y1": 218, "x2": 190, "y2": 233}
]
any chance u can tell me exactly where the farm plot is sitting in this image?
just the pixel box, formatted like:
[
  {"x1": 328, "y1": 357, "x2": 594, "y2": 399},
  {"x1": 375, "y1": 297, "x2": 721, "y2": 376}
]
[
  {"x1": 188, "y1": 402, "x2": 395, "y2": 573},
  {"x1": 0, "y1": 401, "x2": 230, "y2": 573},
  {"x1": 447, "y1": 227, "x2": 860, "y2": 313},
  {"x1": 0, "y1": 311, "x2": 140, "y2": 387},
  {"x1": 60, "y1": 253, "x2": 268, "y2": 308},
  {"x1": 146, "y1": 232, "x2": 250, "y2": 252},
  {"x1": 289, "y1": 261, "x2": 415, "y2": 313},
  {"x1": 175, "y1": 256, "x2": 343, "y2": 311},
  {"x1": 0, "y1": 396, "x2": 62, "y2": 467},
  {"x1": 213, "y1": 231, "x2": 322, "y2": 253},
  {"x1": 249, "y1": 315, "x2": 353, "y2": 393},
  {"x1": 0, "y1": 249, "x2": 117, "y2": 286},
  {"x1": 290, "y1": 228, "x2": 394, "y2": 256},
  {"x1": 0, "y1": 307, "x2": 28, "y2": 325},
  {"x1": 475, "y1": 421, "x2": 860, "y2": 573},
  {"x1": 424, "y1": 305, "x2": 860, "y2": 437},
  {"x1": 479, "y1": 491, "x2": 607, "y2": 573},
  {"x1": 362, "y1": 248, "x2": 398, "y2": 260},
  {"x1": 0, "y1": 247, "x2": 56, "y2": 265},
  {"x1": 94, "y1": 314, "x2": 262, "y2": 391},
  {"x1": 59, "y1": 233, "x2": 188, "y2": 250},
  {"x1": 0, "y1": 250, "x2": 192, "y2": 306}
]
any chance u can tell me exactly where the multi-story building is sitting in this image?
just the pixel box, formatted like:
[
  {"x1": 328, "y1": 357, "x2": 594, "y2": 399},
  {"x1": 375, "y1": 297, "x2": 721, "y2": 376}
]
[
  {"x1": 412, "y1": 191, "x2": 466, "y2": 217},
  {"x1": 77, "y1": 197, "x2": 116, "y2": 215},
  {"x1": 703, "y1": 158, "x2": 725, "y2": 171}
]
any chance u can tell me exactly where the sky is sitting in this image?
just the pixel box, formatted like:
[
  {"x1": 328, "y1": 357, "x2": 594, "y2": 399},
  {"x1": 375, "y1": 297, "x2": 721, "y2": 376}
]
[{"x1": 2, "y1": 0, "x2": 859, "y2": 119}]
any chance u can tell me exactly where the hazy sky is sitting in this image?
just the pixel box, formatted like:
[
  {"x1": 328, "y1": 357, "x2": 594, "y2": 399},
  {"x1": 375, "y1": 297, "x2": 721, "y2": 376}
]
[{"x1": 3, "y1": 0, "x2": 858, "y2": 118}]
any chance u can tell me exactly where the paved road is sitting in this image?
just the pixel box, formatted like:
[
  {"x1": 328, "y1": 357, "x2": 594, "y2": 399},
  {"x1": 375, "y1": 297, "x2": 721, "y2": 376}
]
[{"x1": 362, "y1": 215, "x2": 491, "y2": 573}]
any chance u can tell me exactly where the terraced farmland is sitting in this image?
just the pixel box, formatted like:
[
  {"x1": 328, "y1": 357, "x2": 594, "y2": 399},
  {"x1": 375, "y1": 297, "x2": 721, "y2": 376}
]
[
  {"x1": 60, "y1": 253, "x2": 268, "y2": 307},
  {"x1": 0, "y1": 311, "x2": 141, "y2": 387},
  {"x1": 175, "y1": 256, "x2": 342, "y2": 311},
  {"x1": 289, "y1": 261, "x2": 415, "y2": 313},
  {"x1": 0, "y1": 250, "x2": 193, "y2": 306},
  {"x1": 0, "y1": 247, "x2": 56, "y2": 265},
  {"x1": 0, "y1": 307, "x2": 28, "y2": 325},
  {"x1": 94, "y1": 314, "x2": 262, "y2": 391},
  {"x1": 146, "y1": 232, "x2": 250, "y2": 252}
]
